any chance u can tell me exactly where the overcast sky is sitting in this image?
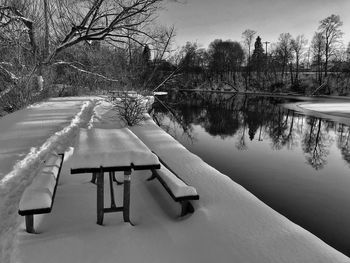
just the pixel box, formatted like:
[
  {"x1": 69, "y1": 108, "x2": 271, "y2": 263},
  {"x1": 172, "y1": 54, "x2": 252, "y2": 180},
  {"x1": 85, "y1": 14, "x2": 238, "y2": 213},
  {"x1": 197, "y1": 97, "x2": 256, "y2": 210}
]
[{"x1": 157, "y1": 0, "x2": 350, "y2": 50}]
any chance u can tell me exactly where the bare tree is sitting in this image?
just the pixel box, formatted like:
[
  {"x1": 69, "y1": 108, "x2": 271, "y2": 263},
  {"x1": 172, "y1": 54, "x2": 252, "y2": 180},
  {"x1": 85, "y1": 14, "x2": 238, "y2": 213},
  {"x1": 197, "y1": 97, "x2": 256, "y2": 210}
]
[
  {"x1": 291, "y1": 35, "x2": 307, "y2": 85},
  {"x1": 318, "y1": 14, "x2": 343, "y2": 78},
  {"x1": 311, "y1": 32, "x2": 326, "y2": 85},
  {"x1": 276, "y1": 33, "x2": 293, "y2": 82},
  {"x1": 109, "y1": 93, "x2": 150, "y2": 126},
  {"x1": 0, "y1": 0, "x2": 171, "y2": 91},
  {"x1": 242, "y1": 29, "x2": 256, "y2": 65},
  {"x1": 242, "y1": 29, "x2": 256, "y2": 88}
]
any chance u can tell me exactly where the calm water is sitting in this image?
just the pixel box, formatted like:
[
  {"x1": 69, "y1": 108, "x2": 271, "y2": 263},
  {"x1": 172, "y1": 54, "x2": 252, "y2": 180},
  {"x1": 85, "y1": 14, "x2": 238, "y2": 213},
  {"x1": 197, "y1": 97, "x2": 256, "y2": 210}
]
[{"x1": 152, "y1": 92, "x2": 350, "y2": 256}]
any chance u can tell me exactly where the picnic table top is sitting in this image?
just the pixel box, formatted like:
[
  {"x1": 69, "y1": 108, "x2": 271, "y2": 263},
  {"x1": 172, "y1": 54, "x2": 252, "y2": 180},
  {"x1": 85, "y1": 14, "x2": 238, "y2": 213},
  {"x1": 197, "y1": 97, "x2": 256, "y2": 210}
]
[{"x1": 70, "y1": 128, "x2": 160, "y2": 174}]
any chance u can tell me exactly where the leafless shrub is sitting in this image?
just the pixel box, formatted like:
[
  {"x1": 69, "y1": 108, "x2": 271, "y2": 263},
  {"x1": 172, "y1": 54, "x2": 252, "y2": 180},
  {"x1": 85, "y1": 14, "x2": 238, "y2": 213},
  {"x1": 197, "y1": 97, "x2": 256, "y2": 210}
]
[{"x1": 109, "y1": 93, "x2": 150, "y2": 126}]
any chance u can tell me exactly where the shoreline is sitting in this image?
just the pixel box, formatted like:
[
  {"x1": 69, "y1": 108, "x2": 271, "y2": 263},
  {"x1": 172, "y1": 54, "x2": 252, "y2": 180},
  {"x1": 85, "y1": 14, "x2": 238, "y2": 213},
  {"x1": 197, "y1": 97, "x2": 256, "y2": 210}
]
[{"x1": 179, "y1": 89, "x2": 350, "y2": 101}]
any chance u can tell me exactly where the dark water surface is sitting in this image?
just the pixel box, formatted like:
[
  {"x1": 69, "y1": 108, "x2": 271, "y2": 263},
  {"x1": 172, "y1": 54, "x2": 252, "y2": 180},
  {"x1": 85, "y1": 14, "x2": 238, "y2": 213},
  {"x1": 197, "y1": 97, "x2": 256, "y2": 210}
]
[{"x1": 151, "y1": 92, "x2": 350, "y2": 257}]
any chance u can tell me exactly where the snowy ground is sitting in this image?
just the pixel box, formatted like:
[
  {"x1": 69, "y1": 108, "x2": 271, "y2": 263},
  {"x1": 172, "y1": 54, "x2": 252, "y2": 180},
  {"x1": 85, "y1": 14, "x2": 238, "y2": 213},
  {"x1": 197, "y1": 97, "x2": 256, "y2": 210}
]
[
  {"x1": 0, "y1": 97, "x2": 97, "y2": 263},
  {"x1": 0, "y1": 97, "x2": 89, "y2": 180},
  {"x1": 300, "y1": 102, "x2": 350, "y2": 113},
  {"x1": 1, "y1": 98, "x2": 349, "y2": 263},
  {"x1": 297, "y1": 102, "x2": 350, "y2": 116},
  {"x1": 284, "y1": 101, "x2": 350, "y2": 126}
]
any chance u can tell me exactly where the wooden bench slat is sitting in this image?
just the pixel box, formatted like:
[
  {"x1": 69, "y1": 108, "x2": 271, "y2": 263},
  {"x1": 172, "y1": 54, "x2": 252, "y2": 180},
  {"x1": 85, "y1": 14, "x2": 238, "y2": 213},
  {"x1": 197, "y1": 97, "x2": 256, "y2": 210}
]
[
  {"x1": 19, "y1": 188, "x2": 52, "y2": 213},
  {"x1": 156, "y1": 166, "x2": 198, "y2": 198},
  {"x1": 148, "y1": 155, "x2": 199, "y2": 216},
  {"x1": 28, "y1": 172, "x2": 56, "y2": 195},
  {"x1": 18, "y1": 153, "x2": 64, "y2": 233}
]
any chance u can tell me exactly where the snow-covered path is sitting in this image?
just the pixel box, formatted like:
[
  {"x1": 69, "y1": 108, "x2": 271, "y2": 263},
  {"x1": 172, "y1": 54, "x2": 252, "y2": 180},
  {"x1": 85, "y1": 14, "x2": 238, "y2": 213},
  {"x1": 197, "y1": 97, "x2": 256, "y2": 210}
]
[
  {"x1": 0, "y1": 97, "x2": 89, "y2": 180},
  {"x1": 0, "y1": 97, "x2": 96, "y2": 263},
  {"x1": 14, "y1": 100, "x2": 350, "y2": 263}
]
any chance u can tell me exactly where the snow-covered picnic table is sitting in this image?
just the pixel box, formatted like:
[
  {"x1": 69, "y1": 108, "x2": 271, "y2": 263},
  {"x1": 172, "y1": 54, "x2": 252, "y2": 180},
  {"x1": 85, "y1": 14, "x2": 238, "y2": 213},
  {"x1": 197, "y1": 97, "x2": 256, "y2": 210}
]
[{"x1": 70, "y1": 128, "x2": 160, "y2": 225}]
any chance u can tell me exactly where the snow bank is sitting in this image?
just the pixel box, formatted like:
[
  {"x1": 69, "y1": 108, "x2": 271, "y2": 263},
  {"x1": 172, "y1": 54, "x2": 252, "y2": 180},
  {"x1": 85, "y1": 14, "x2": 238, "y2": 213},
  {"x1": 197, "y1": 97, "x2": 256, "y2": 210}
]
[
  {"x1": 284, "y1": 101, "x2": 350, "y2": 126},
  {"x1": 129, "y1": 114, "x2": 350, "y2": 262},
  {"x1": 0, "y1": 99, "x2": 95, "y2": 263}
]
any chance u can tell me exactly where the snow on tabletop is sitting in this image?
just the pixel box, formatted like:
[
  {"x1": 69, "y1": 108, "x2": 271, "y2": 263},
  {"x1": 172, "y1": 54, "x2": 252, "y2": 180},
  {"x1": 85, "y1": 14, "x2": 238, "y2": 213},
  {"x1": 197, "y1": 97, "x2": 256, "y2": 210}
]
[
  {"x1": 41, "y1": 166, "x2": 59, "y2": 179},
  {"x1": 70, "y1": 128, "x2": 159, "y2": 169},
  {"x1": 19, "y1": 187, "x2": 52, "y2": 211},
  {"x1": 157, "y1": 165, "x2": 198, "y2": 197}
]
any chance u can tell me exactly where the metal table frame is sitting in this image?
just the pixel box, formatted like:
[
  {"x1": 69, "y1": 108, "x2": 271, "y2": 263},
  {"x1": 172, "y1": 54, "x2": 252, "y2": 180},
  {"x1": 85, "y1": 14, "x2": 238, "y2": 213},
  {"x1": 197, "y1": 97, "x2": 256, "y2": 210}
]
[{"x1": 71, "y1": 163, "x2": 160, "y2": 225}]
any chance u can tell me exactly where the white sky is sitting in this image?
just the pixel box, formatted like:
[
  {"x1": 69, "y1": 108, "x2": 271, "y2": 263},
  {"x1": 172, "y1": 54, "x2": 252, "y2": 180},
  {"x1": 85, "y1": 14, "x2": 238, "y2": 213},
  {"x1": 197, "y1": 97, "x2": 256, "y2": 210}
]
[{"x1": 158, "y1": 0, "x2": 350, "y2": 50}]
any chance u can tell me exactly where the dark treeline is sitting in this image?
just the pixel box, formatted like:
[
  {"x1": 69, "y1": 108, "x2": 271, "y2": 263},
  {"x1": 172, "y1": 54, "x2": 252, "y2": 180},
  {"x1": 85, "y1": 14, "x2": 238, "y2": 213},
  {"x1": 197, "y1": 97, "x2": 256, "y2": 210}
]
[
  {"x1": 152, "y1": 92, "x2": 350, "y2": 170},
  {"x1": 173, "y1": 14, "x2": 350, "y2": 96},
  {"x1": 0, "y1": 2, "x2": 349, "y2": 117}
]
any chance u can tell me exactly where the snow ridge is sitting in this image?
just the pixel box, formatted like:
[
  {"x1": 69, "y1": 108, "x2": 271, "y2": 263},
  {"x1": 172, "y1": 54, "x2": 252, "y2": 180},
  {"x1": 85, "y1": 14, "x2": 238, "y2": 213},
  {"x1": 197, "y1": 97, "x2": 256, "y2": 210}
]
[{"x1": 0, "y1": 100, "x2": 96, "y2": 263}]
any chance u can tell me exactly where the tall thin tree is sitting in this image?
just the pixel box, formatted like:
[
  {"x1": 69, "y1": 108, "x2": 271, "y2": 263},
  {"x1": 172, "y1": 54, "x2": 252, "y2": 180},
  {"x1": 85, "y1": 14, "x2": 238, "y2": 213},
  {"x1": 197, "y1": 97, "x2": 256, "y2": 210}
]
[
  {"x1": 242, "y1": 29, "x2": 256, "y2": 88},
  {"x1": 318, "y1": 14, "x2": 343, "y2": 78},
  {"x1": 291, "y1": 35, "x2": 307, "y2": 85}
]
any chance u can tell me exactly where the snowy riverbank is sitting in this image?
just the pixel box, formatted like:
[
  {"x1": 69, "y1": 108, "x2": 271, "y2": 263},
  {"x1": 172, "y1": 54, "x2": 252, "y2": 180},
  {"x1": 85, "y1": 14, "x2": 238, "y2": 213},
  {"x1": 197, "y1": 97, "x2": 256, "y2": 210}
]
[
  {"x1": 284, "y1": 100, "x2": 350, "y2": 126},
  {"x1": 1, "y1": 97, "x2": 349, "y2": 262},
  {"x1": 298, "y1": 102, "x2": 350, "y2": 116}
]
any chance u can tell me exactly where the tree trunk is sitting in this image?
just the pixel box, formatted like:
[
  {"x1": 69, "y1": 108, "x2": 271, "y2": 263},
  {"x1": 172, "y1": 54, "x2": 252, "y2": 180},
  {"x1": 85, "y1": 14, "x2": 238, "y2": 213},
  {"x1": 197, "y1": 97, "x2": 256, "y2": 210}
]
[
  {"x1": 324, "y1": 43, "x2": 329, "y2": 78},
  {"x1": 37, "y1": 64, "x2": 44, "y2": 91},
  {"x1": 43, "y1": 0, "x2": 49, "y2": 59},
  {"x1": 295, "y1": 55, "x2": 299, "y2": 83},
  {"x1": 289, "y1": 63, "x2": 294, "y2": 85},
  {"x1": 248, "y1": 47, "x2": 251, "y2": 89}
]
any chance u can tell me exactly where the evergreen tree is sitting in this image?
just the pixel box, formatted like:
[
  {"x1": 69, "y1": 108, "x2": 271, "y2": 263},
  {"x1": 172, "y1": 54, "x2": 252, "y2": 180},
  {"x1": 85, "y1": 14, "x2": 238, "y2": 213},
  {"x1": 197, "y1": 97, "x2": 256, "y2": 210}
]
[
  {"x1": 142, "y1": 45, "x2": 151, "y2": 65},
  {"x1": 251, "y1": 36, "x2": 265, "y2": 74}
]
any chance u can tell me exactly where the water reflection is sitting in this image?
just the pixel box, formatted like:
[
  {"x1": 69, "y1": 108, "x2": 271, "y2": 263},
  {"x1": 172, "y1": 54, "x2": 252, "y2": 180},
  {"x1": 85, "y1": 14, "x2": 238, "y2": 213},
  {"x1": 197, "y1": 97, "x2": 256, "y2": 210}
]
[
  {"x1": 152, "y1": 92, "x2": 350, "y2": 170},
  {"x1": 337, "y1": 124, "x2": 350, "y2": 165},
  {"x1": 152, "y1": 92, "x2": 350, "y2": 256}
]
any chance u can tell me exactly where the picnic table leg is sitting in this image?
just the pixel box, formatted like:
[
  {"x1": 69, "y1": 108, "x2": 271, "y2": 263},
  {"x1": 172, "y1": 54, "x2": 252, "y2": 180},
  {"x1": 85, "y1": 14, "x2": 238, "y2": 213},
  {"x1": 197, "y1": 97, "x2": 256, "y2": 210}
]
[
  {"x1": 25, "y1": 215, "x2": 35, "y2": 234},
  {"x1": 180, "y1": 201, "x2": 195, "y2": 217},
  {"x1": 123, "y1": 170, "x2": 132, "y2": 224},
  {"x1": 97, "y1": 168, "x2": 104, "y2": 225},
  {"x1": 108, "y1": 172, "x2": 117, "y2": 208},
  {"x1": 112, "y1": 171, "x2": 123, "y2": 185},
  {"x1": 147, "y1": 169, "x2": 157, "y2": 181},
  {"x1": 91, "y1": 172, "x2": 97, "y2": 184}
]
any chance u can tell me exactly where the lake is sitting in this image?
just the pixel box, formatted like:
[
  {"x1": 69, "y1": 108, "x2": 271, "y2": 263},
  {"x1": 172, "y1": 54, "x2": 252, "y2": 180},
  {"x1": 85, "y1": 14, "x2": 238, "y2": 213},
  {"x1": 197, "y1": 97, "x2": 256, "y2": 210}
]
[{"x1": 151, "y1": 91, "x2": 350, "y2": 257}]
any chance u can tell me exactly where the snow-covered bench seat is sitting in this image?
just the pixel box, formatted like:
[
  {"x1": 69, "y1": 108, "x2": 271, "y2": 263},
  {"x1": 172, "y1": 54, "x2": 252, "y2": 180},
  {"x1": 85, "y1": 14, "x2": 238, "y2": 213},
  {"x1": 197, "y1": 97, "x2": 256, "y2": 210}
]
[
  {"x1": 18, "y1": 153, "x2": 64, "y2": 233},
  {"x1": 149, "y1": 157, "x2": 199, "y2": 216}
]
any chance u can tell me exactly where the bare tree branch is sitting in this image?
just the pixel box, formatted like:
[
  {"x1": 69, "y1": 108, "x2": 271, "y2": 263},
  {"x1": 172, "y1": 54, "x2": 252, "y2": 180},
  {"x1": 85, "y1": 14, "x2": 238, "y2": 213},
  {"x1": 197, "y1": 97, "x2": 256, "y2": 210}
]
[{"x1": 52, "y1": 61, "x2": 119, "y2": 82}]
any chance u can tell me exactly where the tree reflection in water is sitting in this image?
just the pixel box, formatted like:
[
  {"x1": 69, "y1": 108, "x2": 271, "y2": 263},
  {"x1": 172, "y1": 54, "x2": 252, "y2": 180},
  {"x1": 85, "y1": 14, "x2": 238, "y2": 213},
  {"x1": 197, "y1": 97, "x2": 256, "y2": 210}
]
[
  {"x1": 302, "y1": 118, "x2": 333, "y2": 170},
  {"x1": 337, "y1": 124, "x2": 350, "y2": 166},
  {"x1": 151, "y1": 92, "x2": 349, "y2": 170}
]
